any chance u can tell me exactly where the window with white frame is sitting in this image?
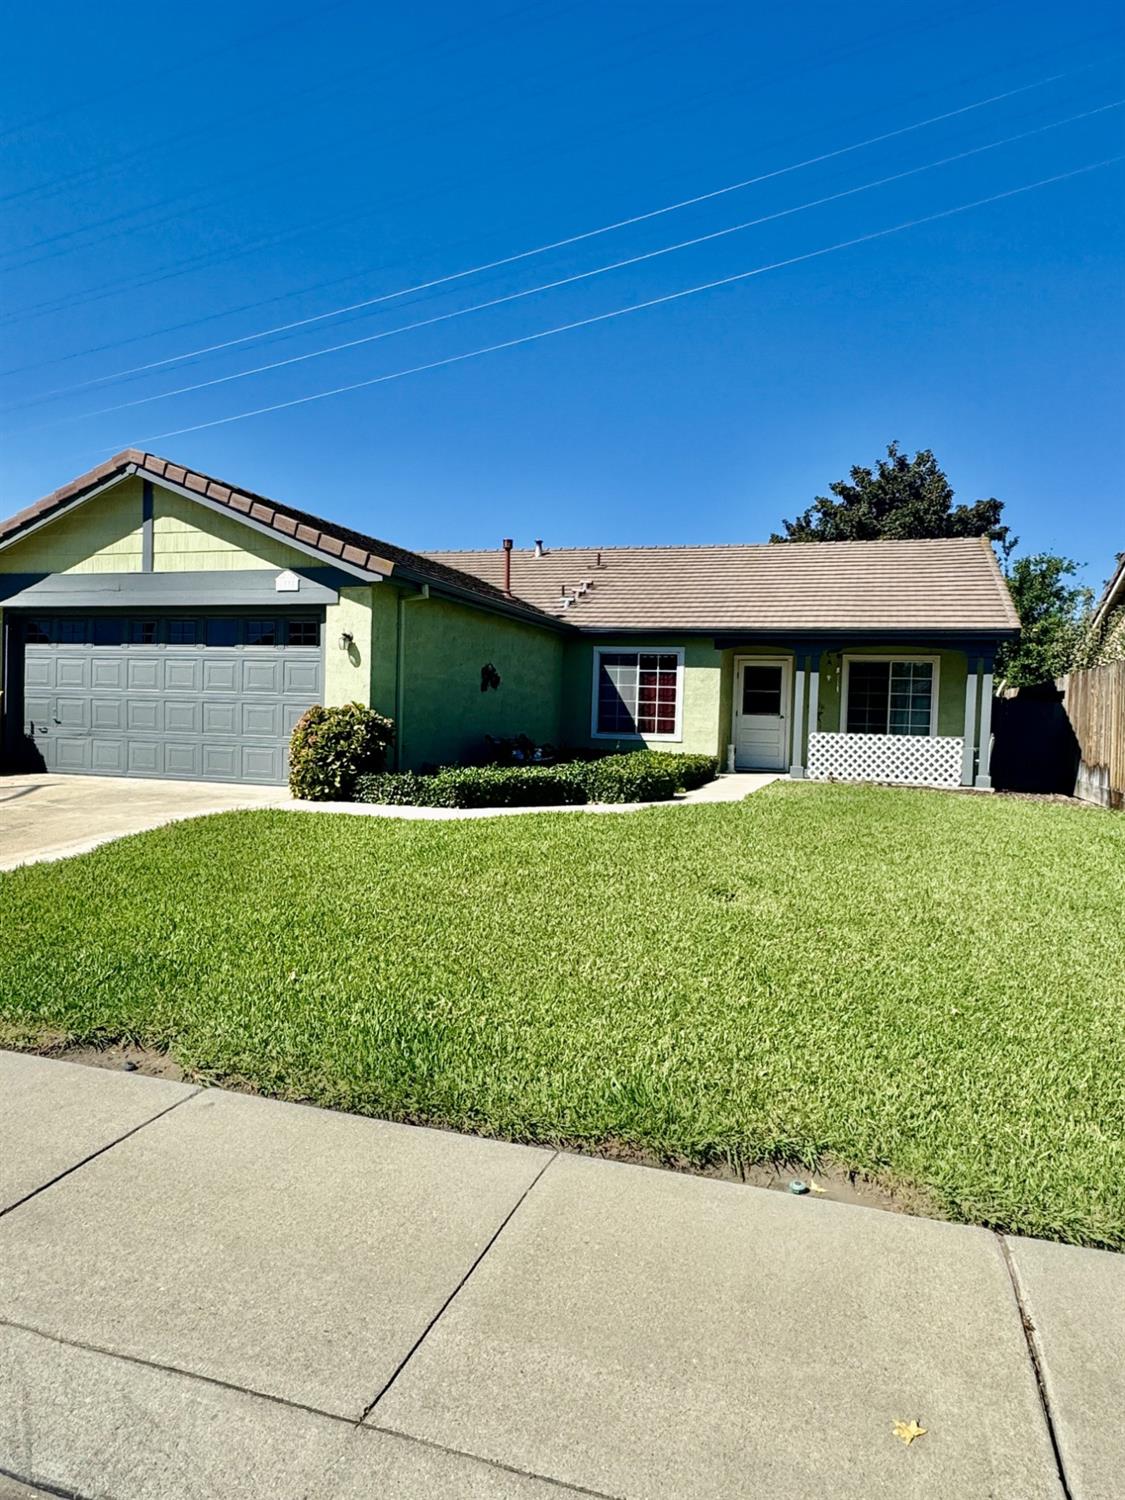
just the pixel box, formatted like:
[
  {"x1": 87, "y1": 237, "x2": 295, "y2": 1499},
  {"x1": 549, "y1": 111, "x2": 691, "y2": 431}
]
[
  {"x1": 593, "y1": 648, "x2": 683, "y2": 739},
  {"x1": 843, "y1": 657, "x2": 938, "y2": 736}
]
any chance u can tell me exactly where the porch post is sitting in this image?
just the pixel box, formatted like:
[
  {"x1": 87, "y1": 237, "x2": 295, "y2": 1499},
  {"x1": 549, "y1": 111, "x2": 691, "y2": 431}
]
[
  {"x1": 806, "y1": 650, "x2": 821, "y2": 738},
  {"x1": 789, "y1": 653, "x2": 806, "y2": 779},
  {"x1": 975, "y1": 656, "x2": 994, "y2": 788},
  {"x1": 961, "y1": 660, "x2": 979, "y2": 786}
]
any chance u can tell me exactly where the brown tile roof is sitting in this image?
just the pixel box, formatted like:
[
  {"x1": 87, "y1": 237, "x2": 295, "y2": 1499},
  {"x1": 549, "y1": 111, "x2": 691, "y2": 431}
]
[
  {"x1": 0, "y1": 451, "x2": 559, "y2": 625},
  {"x1": 426, "y1": 537, "x2": 1020, "y2": 634}
]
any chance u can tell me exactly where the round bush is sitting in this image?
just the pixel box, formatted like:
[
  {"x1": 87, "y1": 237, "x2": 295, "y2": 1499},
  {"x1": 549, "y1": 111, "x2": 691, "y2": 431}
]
[{"x1": 289, "y1": 703, "x2": 395, "y2": 801}]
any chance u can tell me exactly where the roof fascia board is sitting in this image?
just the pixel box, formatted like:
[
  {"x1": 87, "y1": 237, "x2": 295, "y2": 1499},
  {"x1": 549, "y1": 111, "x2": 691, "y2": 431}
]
[
  {"x1": 0, "y1": 465, "x2": 140, "y2": 555},
  {"x1": 141, "y1": 473, "x2": 383, "y2": 582},
  {"x1": 1093, "y1": 554, "x2": 1125, "y2": 627}
]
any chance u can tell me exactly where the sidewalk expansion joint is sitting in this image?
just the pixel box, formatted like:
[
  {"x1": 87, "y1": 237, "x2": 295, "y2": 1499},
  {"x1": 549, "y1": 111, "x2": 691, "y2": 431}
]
[
  {"x1": 357, "y1": 1149, "x2": 560, "y2": 1423},
  {"x1": 996, "y1": 1233, "x2": 1074, "y2": 1500},
  {"x1": 0, "y1": 1313, "x2": 620, "y2": 1500},
  {"x1": 0, "y1": 1088, "x2": 201, "y2": 1223}
]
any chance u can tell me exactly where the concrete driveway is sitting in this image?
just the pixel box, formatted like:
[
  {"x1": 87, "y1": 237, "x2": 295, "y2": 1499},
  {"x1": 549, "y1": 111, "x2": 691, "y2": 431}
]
[{"x1": 0, "y1": 773, "x2": 288, "y2": 871}]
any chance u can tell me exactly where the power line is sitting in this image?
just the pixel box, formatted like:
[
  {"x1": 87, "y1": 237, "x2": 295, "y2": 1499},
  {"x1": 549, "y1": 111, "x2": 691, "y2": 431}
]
[
  {"x1": 5, "y1": 61, "x2": 1103, "y2": 410},
  {"x1": 125, "y1": 156, "x2": 1124, "y2": 446},
  {"x1": 21, "y1": 37, "x2": 1083, "y2": 390},
  {"x1": 29, "y1": 100, "x2": 1121, "y2": 434},
  {"x1": 0, "y1": 0, "x2": 1009, "y2": 330}
]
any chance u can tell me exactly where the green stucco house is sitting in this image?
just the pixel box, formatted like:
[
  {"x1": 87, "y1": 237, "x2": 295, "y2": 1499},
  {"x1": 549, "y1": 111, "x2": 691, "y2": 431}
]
[{"x1": 0, "y1": 451, "x2": 1018, "y2": 789}]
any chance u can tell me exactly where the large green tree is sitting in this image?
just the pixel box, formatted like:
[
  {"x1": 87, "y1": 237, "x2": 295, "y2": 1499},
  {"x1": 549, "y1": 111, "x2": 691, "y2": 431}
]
[
  {"x1": 771, "y1": 442, "x2": 1011, "y2": 551},
  {"x1": 997, "y1": 554, "x2": 1093, "y2": 687}
]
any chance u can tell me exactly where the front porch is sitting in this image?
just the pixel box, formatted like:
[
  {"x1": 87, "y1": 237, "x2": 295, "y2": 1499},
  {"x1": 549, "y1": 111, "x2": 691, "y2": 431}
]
[{"x1": 721, "y1": 639, "x2": 998, "y2": 790}]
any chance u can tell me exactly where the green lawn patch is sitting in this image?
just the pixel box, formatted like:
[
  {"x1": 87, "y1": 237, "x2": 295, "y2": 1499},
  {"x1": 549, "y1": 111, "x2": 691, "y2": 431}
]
[{"x1": 2, "y1": 783, "x2": 1122, "y2": 1247}]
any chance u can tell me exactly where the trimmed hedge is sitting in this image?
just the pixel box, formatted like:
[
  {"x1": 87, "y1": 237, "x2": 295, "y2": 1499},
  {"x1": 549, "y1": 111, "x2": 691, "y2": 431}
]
[
  {"x1": 354, "y1": 750, "x2": 720, "y2": 809},
  {"x1": 289, "y1": 703, "x2": 395, "y2": 801},
  {"x1": 356, "y1": 765, "x2": 585, "y2": 809}
]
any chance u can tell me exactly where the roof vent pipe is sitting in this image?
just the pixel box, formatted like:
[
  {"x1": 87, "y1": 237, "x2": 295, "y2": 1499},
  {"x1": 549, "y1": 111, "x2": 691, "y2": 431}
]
[
  {"x1": 502, "y1": 537, "x2": 513, "y2": 595},
  {"x1": 534, "y1": 539, "x2": 544, "y2": 557}
]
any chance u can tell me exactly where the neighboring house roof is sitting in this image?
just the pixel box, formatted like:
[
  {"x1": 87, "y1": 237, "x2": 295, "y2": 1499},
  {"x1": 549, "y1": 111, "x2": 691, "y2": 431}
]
[
  {"x1": 0, "y1": 450, "x2": 561, "y2": 627},
  {"x1": 1092, "y1": 552, "x2": 1125, "y2": 629},
  {"x1": 426, "y1": 536, "x2": 1020, "y2": 634}
]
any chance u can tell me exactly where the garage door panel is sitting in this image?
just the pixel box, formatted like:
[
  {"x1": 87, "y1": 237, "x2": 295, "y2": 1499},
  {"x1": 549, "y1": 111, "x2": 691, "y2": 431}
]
[
  {"x1": 203, "y1": 701, "x2": 238, "y2": 735},
  {"x1": 55, "y1": 698, "x2": 91, "y2": 731},
  {"x1": 242, "y1": 702, "x2": 281, "y2": 737},
  {"x1": 126, "y1": 699, "x2": 162, "y2": 732},
  {"x1": 165, "y1": 700, "x2": 202, "y2": 734},
  {"x1": 127, "y1": 658, "x2": 161, "y2": 691},
  {"x1": 203, "y1": 744, "x2": 239, "y2": 779},
  {"x1": 91, "y1": 698, "x2": 125, "y2": 730},
  {"x1": 18, "y1": 614, "x2": 322, "y2": 785},
  {"x1": 127, "y1": 741, "x2": 162, "y2": 776},
  {"x1": 91, "y1": 739, "x2": 127, "y2": 773},
  {"x1": 54, "y1": 737, "x2": 92, "y2": 771},
  {"x1": 203, "y1": 660, "x2": 238, "y2": 693},
  {"x1": 23, "y1": 657, "x2": 53, "y2": 689},
  {"x1": 242, "y1": 659, "x2": 281, "y2": 693},
  {"x1": 242, "y1": 746, "x2": 282, "y2": 782},
  {"x1": 55, "y1": 657, "x2": 89, "y2": 690},
  {"x1": 165, "y1": 743, "x2": 202, "y2": 777},
  {"x1": 165, "y1": 658, "x2": 202, "y2": 692},
  {"x1": 283, "y1": 660, "x2": 320, "y2": 694},
  {"x1": 92, "y1": 657, "x2": 126, "y2": 690}
]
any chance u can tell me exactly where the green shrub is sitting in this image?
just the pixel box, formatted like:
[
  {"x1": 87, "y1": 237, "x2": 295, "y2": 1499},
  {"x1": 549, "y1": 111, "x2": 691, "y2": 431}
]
[
  {"x1": 289, "y1": 703, "x2": 395, "y2": 801},
  {"x1": 627, "y1": 751, "x2": 718, "y2": 791},
  {"x1": 562, "y1": 753, "x2": 681, "y2": 804},
  {"x1": 356, "y1": 765, "x2": 584, "y2": 809},
  {"x1": 354, "y1": 770, "x2": 430, "y2": 806}
]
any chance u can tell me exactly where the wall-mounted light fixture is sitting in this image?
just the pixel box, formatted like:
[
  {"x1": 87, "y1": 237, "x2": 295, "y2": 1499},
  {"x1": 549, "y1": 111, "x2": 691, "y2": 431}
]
[{"x1": 338, "y1": 630, "x2": 355, "y2": 651}]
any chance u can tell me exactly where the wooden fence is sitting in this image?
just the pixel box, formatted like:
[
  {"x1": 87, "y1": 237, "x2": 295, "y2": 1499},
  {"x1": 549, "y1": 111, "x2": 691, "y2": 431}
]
[{"x1": 1063, "y1": 660, "x2": 1125, "y2": 809}]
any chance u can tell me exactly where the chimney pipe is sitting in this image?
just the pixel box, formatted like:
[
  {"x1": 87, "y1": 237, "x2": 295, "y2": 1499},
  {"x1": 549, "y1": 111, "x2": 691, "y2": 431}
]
[
  {"x1": 534, "y1": 538, "x2": 544, "y2": 557},
  {"x1": 502, "y1": 537, "x2": 513, "y2": 594}
]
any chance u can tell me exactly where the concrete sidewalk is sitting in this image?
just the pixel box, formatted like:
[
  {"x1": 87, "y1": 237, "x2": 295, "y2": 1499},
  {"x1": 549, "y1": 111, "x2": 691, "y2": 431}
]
[{"x1": 0, "y1": 1052, "x2": 1119, "y2": 1499}]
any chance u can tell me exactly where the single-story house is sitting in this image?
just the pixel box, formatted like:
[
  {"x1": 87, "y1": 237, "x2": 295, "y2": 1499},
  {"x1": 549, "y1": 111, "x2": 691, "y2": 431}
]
[{"x1": 0, "y1": 451, "x2": 1018, "y2": 788}]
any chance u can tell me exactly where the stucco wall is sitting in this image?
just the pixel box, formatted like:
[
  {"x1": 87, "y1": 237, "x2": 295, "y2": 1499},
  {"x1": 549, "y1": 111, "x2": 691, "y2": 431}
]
[
  {"x1": 391, "y1": 589, "x2": 565, "y2": 768},
  {"x1": 0, "y1": 478, "x2": 144, "y2": 574},
  {"x1": 323, "y1": 587, "x2": 377, "y2": 708}
]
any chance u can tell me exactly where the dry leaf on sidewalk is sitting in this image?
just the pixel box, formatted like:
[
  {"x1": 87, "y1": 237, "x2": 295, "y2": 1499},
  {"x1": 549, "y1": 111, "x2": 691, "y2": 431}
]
[{"x1": 892, "y1": 1420, "x2": 928, "y2": 1445}]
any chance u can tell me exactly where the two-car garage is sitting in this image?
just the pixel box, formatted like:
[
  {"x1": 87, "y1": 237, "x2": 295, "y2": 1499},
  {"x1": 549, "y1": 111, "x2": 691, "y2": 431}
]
[{"x1": 11, "y1": 611, "x2": 324, "y2": 784}]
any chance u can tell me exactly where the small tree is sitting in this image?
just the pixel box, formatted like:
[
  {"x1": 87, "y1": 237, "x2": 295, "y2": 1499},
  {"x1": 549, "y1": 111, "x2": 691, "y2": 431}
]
[
  {"x1": 771, "y1": 442, "x2": 1011, "y2": 553},
  {"x1": 997, "y1": 554, "x2": 1092, "y2": 688}
]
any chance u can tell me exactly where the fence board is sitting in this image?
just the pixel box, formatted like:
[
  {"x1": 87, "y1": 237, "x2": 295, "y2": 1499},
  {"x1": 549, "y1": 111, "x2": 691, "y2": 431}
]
[{"x1": 1063, "y1": 661, "x2": 1125, "y2": 809}]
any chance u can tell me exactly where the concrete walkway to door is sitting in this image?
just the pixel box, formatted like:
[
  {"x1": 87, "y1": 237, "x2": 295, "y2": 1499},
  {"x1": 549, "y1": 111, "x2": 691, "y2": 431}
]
[{"x1": 0, "y1": 771, "x2": 778, "y2": 871}]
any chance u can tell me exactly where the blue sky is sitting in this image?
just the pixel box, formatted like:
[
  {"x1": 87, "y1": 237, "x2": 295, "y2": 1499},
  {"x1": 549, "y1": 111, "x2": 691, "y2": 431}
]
[{"x1": 1, "y1": 1, "x2": 1122, "y2": 591}]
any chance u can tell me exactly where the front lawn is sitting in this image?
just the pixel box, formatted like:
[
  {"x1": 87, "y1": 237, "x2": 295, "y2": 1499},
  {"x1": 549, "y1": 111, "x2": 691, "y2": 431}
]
[{"x1": 2, "y1": 783, "x2": 1122, "y2": 1247}]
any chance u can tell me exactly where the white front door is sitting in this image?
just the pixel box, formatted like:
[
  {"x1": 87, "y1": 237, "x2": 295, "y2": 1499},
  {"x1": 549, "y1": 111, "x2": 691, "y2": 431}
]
[{"x1": 733, "y1": 658, "x2": 790, "y2": 770}]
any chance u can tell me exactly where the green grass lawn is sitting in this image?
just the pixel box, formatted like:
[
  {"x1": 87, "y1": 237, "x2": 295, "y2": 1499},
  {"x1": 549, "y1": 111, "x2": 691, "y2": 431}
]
[{"x1": 2, "y1": 782, "x2": 1122, "y2": 1247}]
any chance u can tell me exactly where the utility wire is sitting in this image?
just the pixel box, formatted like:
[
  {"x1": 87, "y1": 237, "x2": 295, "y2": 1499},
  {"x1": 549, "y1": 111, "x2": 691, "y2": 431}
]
[
  {"x1": 29, "y1": 99, "x2": 1121, "y2": 434},
  {"x1": 125, "y1": 156, "x2": 1124, "y2": 446},
  {"x1": 5, "y1": 61, "x2": 1103, "y2": 410},
  {"x1": 0, "y1": 0, "x2": 1008, "y2": 329}
]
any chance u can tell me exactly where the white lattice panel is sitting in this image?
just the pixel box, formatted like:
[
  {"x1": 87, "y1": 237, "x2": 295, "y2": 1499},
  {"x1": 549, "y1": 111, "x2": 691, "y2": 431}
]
[{"x1": 807, "y1": 732, "x2": 964, "y2": 787}]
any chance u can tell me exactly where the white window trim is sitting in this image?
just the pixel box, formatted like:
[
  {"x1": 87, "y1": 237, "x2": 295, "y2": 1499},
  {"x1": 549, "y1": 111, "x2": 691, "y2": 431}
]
[
  {"x1": 840, "y1": 654, "x2": 941, "y2": 738},
  {"x1": 590, "y1": 645, "x2": 685, "y2": 742}
]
